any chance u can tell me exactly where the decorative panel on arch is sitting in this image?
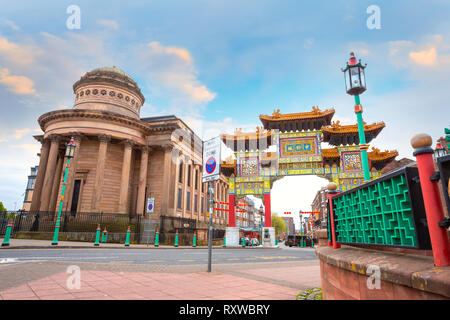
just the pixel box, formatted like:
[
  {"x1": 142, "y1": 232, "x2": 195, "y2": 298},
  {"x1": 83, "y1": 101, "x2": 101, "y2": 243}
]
[
  {"x1": 238, "y1": 156, "x2": 259, "y2": 177},
  {"x1": 341, "y1": 151, "x2": 363, "y2": 172},
  {"x1": 277, "y1": 131, "x2": 322, "y2": 164}
]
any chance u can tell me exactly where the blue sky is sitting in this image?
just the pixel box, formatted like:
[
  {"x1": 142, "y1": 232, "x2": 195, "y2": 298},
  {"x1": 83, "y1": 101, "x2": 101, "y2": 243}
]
[{"x1": 0, "y1": 1, "x2": 449, "y2": 216}]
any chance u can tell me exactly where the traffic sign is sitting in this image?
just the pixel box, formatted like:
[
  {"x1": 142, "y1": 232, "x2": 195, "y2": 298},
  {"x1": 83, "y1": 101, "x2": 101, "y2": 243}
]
[
  {"x1": 146, "y1": 197, "x2": 155, "y2": 214},
  {"x1": 205, "y1": 157, "x2": 216, "y2": 174},
  {"x1": 202, "y1": 136, "x2": 221, "y2": 182}
]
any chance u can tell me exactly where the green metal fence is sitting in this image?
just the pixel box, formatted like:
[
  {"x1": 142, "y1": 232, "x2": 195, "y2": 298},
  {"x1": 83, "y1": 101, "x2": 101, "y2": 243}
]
[{"x1": 331, "y1": 167, "x2": 431, "y2": 249}]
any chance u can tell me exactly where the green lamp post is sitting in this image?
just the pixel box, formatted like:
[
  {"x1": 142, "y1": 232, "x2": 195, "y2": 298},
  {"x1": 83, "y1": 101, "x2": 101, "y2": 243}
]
[
  {"x1": 342, "y1": 52, "x2": 371, "y2": 182},
  {"x1": 51, "y1": 137, "x2": 76, "y2": 245}
]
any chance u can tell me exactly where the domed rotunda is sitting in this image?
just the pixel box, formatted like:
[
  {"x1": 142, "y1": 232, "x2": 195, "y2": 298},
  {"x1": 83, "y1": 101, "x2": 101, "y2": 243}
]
[{"x1": 29, "y1": 67, "x2": 229, "y2": 227}]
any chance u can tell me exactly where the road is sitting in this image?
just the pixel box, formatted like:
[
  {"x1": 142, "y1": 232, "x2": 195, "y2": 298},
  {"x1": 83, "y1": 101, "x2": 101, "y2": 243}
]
[{"x1": 0, "y1": 246, "x2": 317, "y2": 266}]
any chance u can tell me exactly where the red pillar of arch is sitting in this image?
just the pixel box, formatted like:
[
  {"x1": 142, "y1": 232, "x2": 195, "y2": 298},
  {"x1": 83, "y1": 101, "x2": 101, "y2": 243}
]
[
  {"x1": 228, "y1": 194, "x2": 236, "y2": 227},
  {"x1": 264, "y1": 193, "x2": 271, "y2": 227}
]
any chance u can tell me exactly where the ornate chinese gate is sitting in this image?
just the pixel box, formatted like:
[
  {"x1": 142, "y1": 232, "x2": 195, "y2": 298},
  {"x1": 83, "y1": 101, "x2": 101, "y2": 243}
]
[{"x1": 220, "y1": 107, "x2": 398, "y2": 247}]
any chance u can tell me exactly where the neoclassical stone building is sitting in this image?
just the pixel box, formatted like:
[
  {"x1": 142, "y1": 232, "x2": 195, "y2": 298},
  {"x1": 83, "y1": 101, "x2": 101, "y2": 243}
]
[{"x1": 29, "y1": 67, "x2": 229, "y2": 226}]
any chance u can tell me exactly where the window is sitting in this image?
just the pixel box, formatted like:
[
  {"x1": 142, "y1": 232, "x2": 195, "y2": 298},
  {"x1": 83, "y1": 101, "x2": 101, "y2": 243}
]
[
  {"x1": 195, "y1": 169, "x2": 198, "y2": 190},
  {"x1": 187, "y1": 165, "x2": 191, "y2": 187},
  {"x1": 194, "y1": 195, "x2": 198, "y2": 212},
  {"x1": 27, "y1": 177, "x2": 35, "y2": 190},
  {"x1": 178, "y1": 162, "x2": 183, "y2": 183},
  {"x1": 201, "y1": 197, "x2": 204, "y2": 214},
  {"x1": 177, "y1": 188, "x2": 182, "y2": 209},
  {"x1": 186, "y1": 192, "x2": 191, "y2": 211}
]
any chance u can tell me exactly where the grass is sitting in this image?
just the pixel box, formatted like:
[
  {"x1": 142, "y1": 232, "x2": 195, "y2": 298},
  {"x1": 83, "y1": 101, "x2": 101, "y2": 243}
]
[{"x1": 296, "y1": 287, "x2": 323, "y2": 300}]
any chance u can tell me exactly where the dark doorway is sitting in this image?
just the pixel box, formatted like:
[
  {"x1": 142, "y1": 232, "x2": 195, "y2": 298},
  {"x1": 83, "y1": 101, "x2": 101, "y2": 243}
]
[{"x1": 70, "y1": 179, "x2": 81, "y2": 216}]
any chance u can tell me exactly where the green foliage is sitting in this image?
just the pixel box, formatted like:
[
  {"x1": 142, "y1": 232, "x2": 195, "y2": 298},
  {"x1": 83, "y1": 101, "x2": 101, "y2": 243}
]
[
  {"x1": 296, "y1": 287, "x2": 323, "y2": 300},
  {"x1": 0, "y1": 202, "x2": 6, "y2": 212},
  {"x1": 271, "y1": 214, "x2": 286, "y2": 238}
]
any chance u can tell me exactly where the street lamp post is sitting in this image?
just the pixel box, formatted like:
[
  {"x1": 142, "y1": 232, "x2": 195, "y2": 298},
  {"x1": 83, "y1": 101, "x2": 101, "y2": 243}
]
[
  {"x1": 342, "y1": 52, "x2": 371, "y2": 182},
  {"x1": 51, "y1": 137, "x2": 76, "y2": 246}
]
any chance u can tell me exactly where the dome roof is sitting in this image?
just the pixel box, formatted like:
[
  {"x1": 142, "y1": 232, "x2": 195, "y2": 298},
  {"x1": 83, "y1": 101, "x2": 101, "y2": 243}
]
[
  {"x1": 90, "y1": 66, "x2": 133, "y2": 79},
  {"x1": 73, "y1": 66, "x2": 145, "y2": 103}
]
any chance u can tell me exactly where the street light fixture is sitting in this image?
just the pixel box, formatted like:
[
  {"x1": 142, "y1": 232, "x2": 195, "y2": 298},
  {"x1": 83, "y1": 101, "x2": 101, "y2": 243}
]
[
  {"x1": 65, "y1": 137, "x2": 76, "y2": 158},
  {"x1": 342, "y1": 52, "x2": 371, "y2": 182},
  {"x1": 51, "y1": 136, "x2": 76, "y2": 245}
]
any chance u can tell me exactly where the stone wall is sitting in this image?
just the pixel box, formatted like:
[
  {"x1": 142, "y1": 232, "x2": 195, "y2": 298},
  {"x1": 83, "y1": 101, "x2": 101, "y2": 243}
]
[{"x1": 316, "y1": 245, "x2": 450, "y2": 300}]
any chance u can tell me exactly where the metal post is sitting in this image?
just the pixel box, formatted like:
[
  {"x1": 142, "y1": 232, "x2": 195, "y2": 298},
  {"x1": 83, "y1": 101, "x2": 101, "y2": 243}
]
[
  {"x1": 411, "y1": 133, "x2": 450, "y2": 266},
  {"x1": 327, "y1": 183, "x2": 341, "y2": 249},
  {"x1": 51, "y1": 156, "x2": 71, "y2": 245},
  {"x1": 354, "y1": 97, "x2": 371, "y2": 182},
  {"x1": 207, "y1": 182, "x2": 213, "y2": 272}
]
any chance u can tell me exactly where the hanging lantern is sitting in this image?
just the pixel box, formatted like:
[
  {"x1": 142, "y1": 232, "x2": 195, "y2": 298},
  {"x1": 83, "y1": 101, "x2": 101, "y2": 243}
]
[
  {"x1": 65, "y1": 137, "x2": 76, "y2": 158},
  {"x1": 342, "y1": 52, "x2": 367, "y2": 96}
]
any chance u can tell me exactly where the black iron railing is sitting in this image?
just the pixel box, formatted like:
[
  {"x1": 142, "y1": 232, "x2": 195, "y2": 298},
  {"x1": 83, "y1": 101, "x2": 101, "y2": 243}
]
[{"x1": 0, "y1": 211, "x2": 142, "y2": 243}]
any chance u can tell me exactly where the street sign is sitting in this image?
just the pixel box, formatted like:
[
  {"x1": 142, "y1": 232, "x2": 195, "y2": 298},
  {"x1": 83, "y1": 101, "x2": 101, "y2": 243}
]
[
  {"x1": 146, "y1": 197, "x2": 155, "y2": 214},
  {"x1": 202, "y1": 136, "x2": 221, "y2": 182}
]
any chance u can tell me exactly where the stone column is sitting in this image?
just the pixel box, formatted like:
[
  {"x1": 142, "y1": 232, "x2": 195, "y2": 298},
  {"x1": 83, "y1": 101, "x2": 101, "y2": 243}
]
[
  {"x1": 30, "y1": 137, "x2": 50, "y2": 211},
  {"x1": 135, "y1": 145, "x2": 149, "y2": 217},
  {"x1": 63, "y1": 133, "x2": 83, "y2": 212},
  {"x1": 160, "y1": 145, "x2": 173, "y2": 216},
  {"x1": 48, "y1": 153, "x2": 64, "y2": 213},
  {"x1": 118, "y1": 139, "x2": 134, "y2": 214},
  {"x1": 91, "y1": 134, "x2": 110, "y2": 212},
  {"x1": 39, "y1": 135, "x2": 61, "y2": 212}
]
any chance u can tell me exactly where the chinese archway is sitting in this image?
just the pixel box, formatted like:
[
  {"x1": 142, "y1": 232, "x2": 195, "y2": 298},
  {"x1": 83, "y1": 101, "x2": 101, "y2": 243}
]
[{"x1": 220, "y1": 106, "x2": 398, "y2": 247}]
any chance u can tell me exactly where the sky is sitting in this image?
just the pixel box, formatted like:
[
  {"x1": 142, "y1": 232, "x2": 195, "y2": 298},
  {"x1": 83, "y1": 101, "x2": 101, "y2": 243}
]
[{"x1": 0, "y1": 1, "x2": 449, "y2": 227}]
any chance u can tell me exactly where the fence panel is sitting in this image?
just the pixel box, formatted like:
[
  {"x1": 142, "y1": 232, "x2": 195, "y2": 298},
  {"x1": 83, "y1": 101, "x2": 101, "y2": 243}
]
[
  {"x1": 0, "y1": 211, "x2": 142, "y2": 243},
  {"x1": 332, "y1": 167, "x2": 431, "y2": 249}
]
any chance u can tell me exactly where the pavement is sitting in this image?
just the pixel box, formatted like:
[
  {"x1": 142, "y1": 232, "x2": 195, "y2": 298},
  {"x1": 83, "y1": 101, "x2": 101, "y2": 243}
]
[{"x1": 0, "y1": 243, "x2": 321, "y2": 300}]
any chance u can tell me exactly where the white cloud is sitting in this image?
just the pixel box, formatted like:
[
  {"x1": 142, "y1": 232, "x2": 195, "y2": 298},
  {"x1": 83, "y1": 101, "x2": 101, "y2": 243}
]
[
  {"x1": 409, "y1": 47, "x2": 437, "y2": 66},
  {"x1": 0, "y1": 36, "x2": 36, "y2": 66},
  {"x1": 97, "y1": 19, "x2": 119, "y2": 30},
  {"x1": 4, "y1": 20, "x2": 20, "y2": 31},
  {"x1": 0, "y1": 68, "x2": 35, "y2": 95},
  {"x1": 12, "y1": 143, "x2": 40, "y2": 155},
  {"x1": 13, "y1": 128, "x2": 31, "y2": 139},
  {"x1": 138, "y1": 41, "x2": 216, "y2": 109}
]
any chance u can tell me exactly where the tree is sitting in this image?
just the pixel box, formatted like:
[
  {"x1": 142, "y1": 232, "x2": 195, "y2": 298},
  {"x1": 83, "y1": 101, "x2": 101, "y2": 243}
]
[
  {"x1": 0, "y1": 202, "x2": 6, "y2": 212},
  {"x1": 271, "y1": 214, "x2": 286, "y2": 239}
]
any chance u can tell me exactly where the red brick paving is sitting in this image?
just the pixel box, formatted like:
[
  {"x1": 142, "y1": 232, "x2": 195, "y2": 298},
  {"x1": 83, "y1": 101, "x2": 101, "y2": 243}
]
[{"x1": 0, "y1": 270, "x2": 301, "y2": 300}]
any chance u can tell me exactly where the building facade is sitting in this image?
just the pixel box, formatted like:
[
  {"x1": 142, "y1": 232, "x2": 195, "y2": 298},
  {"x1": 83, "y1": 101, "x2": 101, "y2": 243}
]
[
  {"x1": 28, "y1": 67, "x2": 228, "y2": 229},
  {"x1": 281, "y1": 216, "x2": 295, "y2": 235},
  {"x1": 311, "y1": 186, "x2": 328, "y2": 224},
  {"x1": 22, "y1": 166, "x2": 38, "y2": 211}
]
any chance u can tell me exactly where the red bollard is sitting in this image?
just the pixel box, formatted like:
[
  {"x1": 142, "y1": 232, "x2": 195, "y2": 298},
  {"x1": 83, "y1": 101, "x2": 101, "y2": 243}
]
[
  {"x1": 412, "y1": 134, "x2": 450, "y2": 266},
  {"x1": 327, "y1": 183, "x2": 341, "y2": 249}
]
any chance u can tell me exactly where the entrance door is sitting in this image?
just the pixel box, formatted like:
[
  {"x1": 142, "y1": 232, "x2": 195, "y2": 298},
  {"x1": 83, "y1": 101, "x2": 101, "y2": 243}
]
[{"x1": 70, "y1": 179, "x2": 81, "y2": 216}]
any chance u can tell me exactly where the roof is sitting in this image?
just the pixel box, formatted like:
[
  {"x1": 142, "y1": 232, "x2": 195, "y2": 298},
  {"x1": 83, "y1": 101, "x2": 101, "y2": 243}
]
[
  {"x1": 322, "y1": 146, "x2": 398, "y2": 163},
  {"x1": 221, "y1": 127, "x2": 272, "y2": 141},
  {"x1": 259, "y1": 106, "x2": 335, "y2": 122},
  {"x1": 73, "y1": 66, "x2": 145, "y2": 103},
  {"x1": 140, "y1": 115, "x2": 178, "y2": 123},
  {"x1": 221, "y1": 127, "x2": 274, "y2": 151},
  {"x1": 259, "y1": 106, "x2": 335, "y2": 131},
  {"x1": 90, "y1": 66, "x2": 133, "y2": 79},
  {"x1": 367, "y1": 147, "x2": 398, "y2": 162},
  {"x1": 321, "y1": 148, "x2": 340, "y2": 159},
  {"x1": 321, "y1": 121, "x2": 385, "y2": 146}
]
